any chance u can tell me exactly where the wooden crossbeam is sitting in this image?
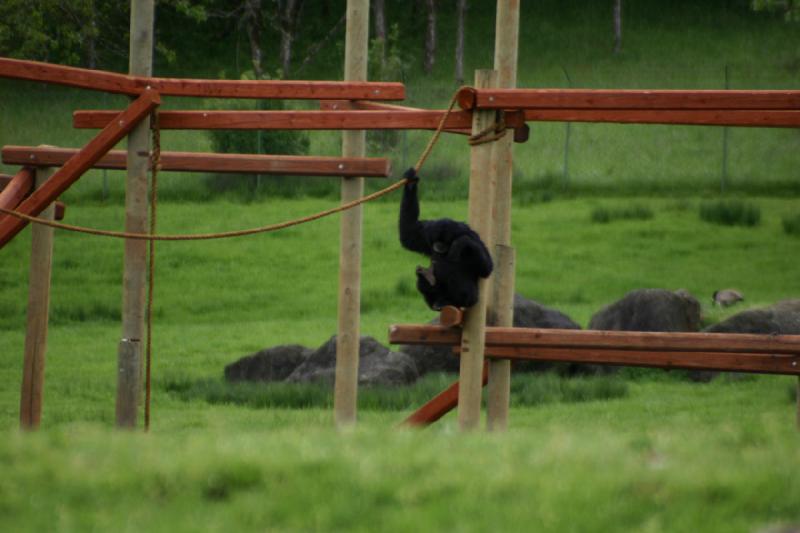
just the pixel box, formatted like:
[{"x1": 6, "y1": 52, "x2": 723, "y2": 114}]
[
  {"x1": 73, "y1": 109, "x2": 500, "y2": 131},
  {"x1": 0, "y1": 167, "x2": 33, "y2": 210},
  {"x1": 0, "y1": 57, "x2": 404, "y2": 100},
  {"x1": 388, "y1": 325, "x2": 800, "y2": 376},
  {"x1": 457, "y1": 88, "x2": 800, "y2": 111},
  {"x1": 0, "y1": 90, "x2": 160, "y2": 249},
  {"x1": 523, "y1": 109, "x2": 800, "y2": 128},
  {"x1": 2, "y1": 146, "x2": 391, "y2": 177}
]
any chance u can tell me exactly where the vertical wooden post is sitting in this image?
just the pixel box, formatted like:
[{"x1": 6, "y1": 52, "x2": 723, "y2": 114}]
[
  {"x1": 334, "y1": 0, "x2": 369, "y2": 428},
  {"x1": 116, "y1": 0, "x2": 154, "y2": 428},
  {"x1": 796, "y1": 378, "x2": 799, "y2": 430},
  {"x1": 19, "y1": 166, "x2": 56, "y2": 429},
  {"x1": 458, "y1": 69, "x2": 498, "y2": 431},
  {"x1": 116, "y1": 338, "x2": 140, "y2": 426},
  {"x1": 486, "y1": 0, "x2": 520, "y2": 432}
]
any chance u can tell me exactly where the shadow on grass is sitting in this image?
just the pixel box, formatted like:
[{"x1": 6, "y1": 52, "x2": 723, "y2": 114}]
[{"x1": 162, "y1": 372, "x2": 629, "y2": 411}]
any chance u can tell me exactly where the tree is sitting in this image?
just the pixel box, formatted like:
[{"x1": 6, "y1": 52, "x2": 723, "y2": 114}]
[
  {"x1": 277, "y1": 0, "x2": 304, "y2": 77},
  {"x1": 752, "y1": 0, "x2": 800, "y2": 21},
  {"x1": 613, "y1": 0, "x2": 622, "y2": 54},
  {"x1": 455, "y1": 0, "x2": 467, "y2": 84},
  {"x1": 372, "y1": 0, "x2": 387, "y2": 69},
  {"x1": 242, "y1": 0, "x2": 264, "y2": 78},
  {"x1": 424, "y1": 0, "x2": 437, "y2": 74}
]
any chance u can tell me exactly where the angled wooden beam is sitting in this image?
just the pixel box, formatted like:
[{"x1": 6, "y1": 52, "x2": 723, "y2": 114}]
[
  {"x1": 402, "y1": 362, "x2": 489, "y2": 427},
  {"x1": 3, "y1": 146, "x2": 391, "y2": 177},
  {"x1": 0, "y1": 90, "x2": 160, "y2": 249},
  {"x1": 523, "y1": 109, "x2": 800, "y2": 128},
  {"x1": 457, "y1": 87, "x2": 800, "y2": 111},
  {"x1": 74, "y1": 109, "x2": 483, "y2": 131},
  {"x1": 0, "y1": 57, "x2": 404, "y2": 100},
  {"x1": 0, "y1": 167, "x2": 34, "y2": 211}
]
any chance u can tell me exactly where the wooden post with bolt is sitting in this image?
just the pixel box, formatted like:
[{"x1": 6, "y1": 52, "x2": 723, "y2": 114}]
[
  {"x1": 458, "y1": 69, "x2": 498, "y2": 431},
  {"x1": 117, "y1": 0, "x2": 154, "y2": 428},
  {"x1": 19, "y1": 166, "x2": 56, "y2": 429},
  {"x1": 334, "y1": 0, "x2": 369, "y2": 428},
  {"x1": 486, "y1": 0, "x2": 520, "y2": 432}
]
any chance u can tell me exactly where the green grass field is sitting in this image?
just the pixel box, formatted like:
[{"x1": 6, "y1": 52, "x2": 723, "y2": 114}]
[{"x1": 3, "y1": 0, "x2": 800, "y2": 530}]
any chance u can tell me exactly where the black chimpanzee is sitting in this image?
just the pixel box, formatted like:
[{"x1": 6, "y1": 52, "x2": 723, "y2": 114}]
[{"x1": 398, "y1": 168, "x2": 493, "y2": 310}]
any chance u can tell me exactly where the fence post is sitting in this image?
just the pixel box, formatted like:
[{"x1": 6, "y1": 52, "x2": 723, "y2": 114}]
[
  {"x1": 334, "y1": 0, "x2": 369, "y2": 429},
  {"x1": 486, "y1": 0, "x2": 520, "y2": 432},
  {"x1": 117, "y1": 0, "x2": 154, "y2": 428},
  {"x1": 19, "y1": 166, "x2": 56, "y2": 429},
  {"x1": 458, "y1": 69, "x2": 498, "y2": 431}
]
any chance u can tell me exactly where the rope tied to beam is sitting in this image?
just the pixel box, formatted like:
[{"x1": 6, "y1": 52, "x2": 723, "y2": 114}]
[
  {"x1": 468, "y1": 111, "x2": 507, "y2": 146},
  {"x1": 0, "y1": 85, "x2": 481, "y2": 241},
  {"x1": 144, "y1": 109, "x2": 160, "y2": 432}
]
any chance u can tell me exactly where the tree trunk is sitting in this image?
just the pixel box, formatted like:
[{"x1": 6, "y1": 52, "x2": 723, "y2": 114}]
[
  {"x1": 86, "y1": 2, "x2": 98, "y2": 69},
  {"x1": 372, "y1": 0, "x2": 387, "y2": 69},
  {"x1": 243, "y1": 0, "x2": 263, "y2": 78},
  {"x1": 424, "y1": 0, "x2": 437, "y2": 74},
  {"x1": 279, "y1": 0, "x2": 304, "y2": 78},
  {"x1": 455, "y1": 0, "x2": 467, "y2": 84},
  {"x1": 613, "y1": 0, "x2": 622, "y2": 54}
]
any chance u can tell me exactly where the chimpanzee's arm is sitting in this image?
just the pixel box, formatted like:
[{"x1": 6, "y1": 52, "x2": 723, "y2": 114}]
[{"x1": 399, "y1": 179, "x2": 433, "y2": 255}]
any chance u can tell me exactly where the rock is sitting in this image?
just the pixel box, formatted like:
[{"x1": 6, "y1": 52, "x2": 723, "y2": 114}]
[
  {"x1": 704, "y1": 299, "x2": 800, "y2": 335},
  {"x1": 589, "y1": 288, "x2": 701, "y2": 333},
  {"x1": 400, "y1": 294, "x2": 585, "y2": 376},
  {"x1": 588, "y1": 288, "x2": 705, "y2": 380},
  {"x1": 224, "y1": 344, "x2": 312, "y2": 382},
  {"x1": 286, "y1": 335, "x2": 418, "y2": 387}
]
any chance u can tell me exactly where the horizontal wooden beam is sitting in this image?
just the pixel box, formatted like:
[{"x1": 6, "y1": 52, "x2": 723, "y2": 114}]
[
  {"x1": 1, "y1": 170, "x2": 66, "y2": 220},
  {"x1": 0, "y1": 167, "x2": 33, "y2": 210},
  {"x1": 0, "y1": 90, "x2": 160, "y2": 249},
  {"x1": 0, "y1": 57, "x2": 404, "y2": 100},
  {"x1": 438, "y1": 306, "x2": 464, "y2": 328},
  {"x1": 2, "y1": 146, "x2": 391, "y2": 177},
  {"x1": 74, "y1": 109, "x2": 492, "y2": 131},
  {"x1": 523, "y1": 109, "x2": 800, "y2": 128},
  {"x1": 476, "y1": 347, "x2": 800, "y2": 376},
  {"x1": 457, "y1": 87, "x2": 800, "y2": 111}
]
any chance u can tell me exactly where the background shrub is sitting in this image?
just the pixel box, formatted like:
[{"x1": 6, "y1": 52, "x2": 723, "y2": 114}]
[
  {"x1": 699, "y1": 200, "x2": 761, "y2": 227},
  {"x1": 782, "y1": 213, "x2": 800, "y2": 236}
]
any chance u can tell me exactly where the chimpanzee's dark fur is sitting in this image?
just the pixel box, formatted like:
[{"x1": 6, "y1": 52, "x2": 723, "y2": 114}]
[{"x1": 398, "y1": 171, "x2": 493, "y2": 310}]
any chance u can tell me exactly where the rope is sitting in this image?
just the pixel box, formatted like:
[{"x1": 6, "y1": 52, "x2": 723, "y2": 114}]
[
  {"x1": 144, "y1": 110, "x2": 160, "y2": 432},
  {"x1": 468, "y1": 111, "x2": 507, "y2": 146}
]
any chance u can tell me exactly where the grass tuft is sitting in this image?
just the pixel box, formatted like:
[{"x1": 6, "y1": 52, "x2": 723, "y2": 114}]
[
  {"x1": 590, "y1": 204, "x2": 654, "y2": 223},
  {"x1": 782, "y1": 213, "x2": 800, "y2": 237},
  {"x1": 699, "y1": 200, "x2": 761, "y2": 227}
]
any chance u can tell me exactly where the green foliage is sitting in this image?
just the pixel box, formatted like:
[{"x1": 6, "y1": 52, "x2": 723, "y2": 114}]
[
  {"x1": 782, "y1": 213, "x2": 800, "y2": 236},
  {"x1": 699, "y1": 200, "x2": 762, "y2": 227},
  {"x1": 367, "y1": 24, "x2": 410, "y2": 155},
  {"x1": 591, "y1": 204, "x2": 654, "y2": 223},
  {"x1": 751, "y1": 0, "x2": 800, "y2": 21}
]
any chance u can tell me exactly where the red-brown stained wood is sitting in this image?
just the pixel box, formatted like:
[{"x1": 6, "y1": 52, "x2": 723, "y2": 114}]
[
  {"x1": 402, "y1": 362, "x2": 488, "y2": 426},
  {"x1": 439, "y1": 306, "x2": 464, "y2": 327},
  {"x1": 2, "y1": 146, "x2": 391, "y2": 177},
  {"x1": 523, "y1": 109, "x2": 800, "y2": 128},
  {"x1": 0, "y1": 167, "x2": 33, "y2": 211},
  {"x1": 0, "y1": 57, "x2": 404, "y2": 100},
  {"x1": 476, "y1": 347, "x2": 800, "y2": 376},
  {"x1": 54, "y1": 202, "x2": 65, "y2": 221},
  {"x1": 74, "y1": 109, "x2": 478, "y2": 131},
  {"x1": 458, "y1": 88, "x2": 800, "y2": 111},
  {"x1": 0, "y1": 90, "x2": 160, "y2": 249},
  {"x1": 389, "y1": 325, "x2": 800, "y2": 355}
]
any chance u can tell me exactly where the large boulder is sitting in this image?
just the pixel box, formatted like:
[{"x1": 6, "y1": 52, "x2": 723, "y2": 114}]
[
  {"x1": 589, "y1": 288, "x2": 701, "y2": 333},
  {"x1": 286, "y1": 335, "x2": 419, "y2": 387},
  {"x1": 704, "y1": 299, "x2": 800, "y2": 334},
  {"x1": 400, "y1": 294, "x2": 583, "y2": 376},
  {"x1": 224, "y1": 344, "x2": 313, "y2": 382}
]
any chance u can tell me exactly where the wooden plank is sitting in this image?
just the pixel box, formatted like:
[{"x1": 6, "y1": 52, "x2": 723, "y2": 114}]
[
  {"x1": 0, "y1": 90, "x2": 160, "y2": 249},
  {"x1": 477, "y1": 346, "x2": 800, "y2": 376},
  {"x1": 0, "y1": 57, "x2": 404, "y2": 100},
  {"x1": 388, "y1": 325, "x2": 800, "y2": 355},
  {"x1": 0, "y1": 167, "x2": 33, "y2": 211},
  {"x1": 403, "y1": 362, "x2": 489, "y2": 427},
  {"x1": 457, "y1": 87, "x2": 800, "y2": 111},
  {"x1": 74, "y1": 109, "x2": 478, "y2": 131},
  {"x1": 3, "y1": 146, "x2": 391, "y2": 177},
  {"x1": 523, "y1": 109, "x2": 800, "y2": 128}
]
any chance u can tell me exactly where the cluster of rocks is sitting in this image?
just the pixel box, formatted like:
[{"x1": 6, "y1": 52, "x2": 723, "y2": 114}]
[{"x1": 224, "y1": 290, "x2": 800, "y2": 386}]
